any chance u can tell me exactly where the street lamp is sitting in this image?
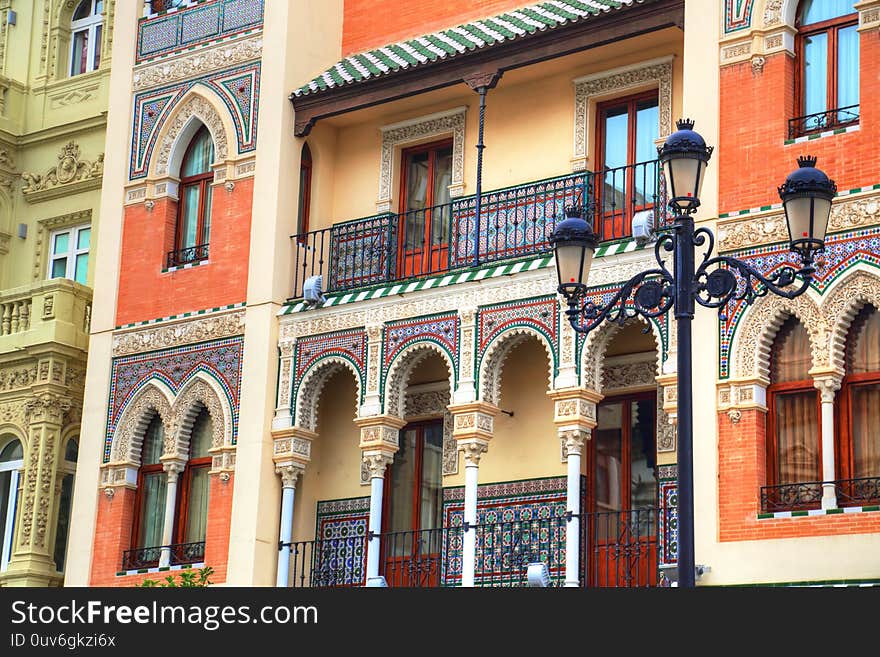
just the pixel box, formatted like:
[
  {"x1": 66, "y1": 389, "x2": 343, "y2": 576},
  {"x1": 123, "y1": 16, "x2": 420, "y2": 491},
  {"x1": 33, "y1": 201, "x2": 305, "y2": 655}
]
[{"x1": 549, "y1": 118, "x2": 836, "y2": 588}]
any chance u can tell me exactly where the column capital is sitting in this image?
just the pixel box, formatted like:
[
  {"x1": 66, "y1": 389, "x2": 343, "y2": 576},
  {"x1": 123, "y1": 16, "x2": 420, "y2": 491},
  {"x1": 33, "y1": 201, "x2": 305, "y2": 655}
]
[
  {"x1": 548, "y1": 387, "x2": 601, "y2": 432},
  {"x1": 812, "y1": 373, "x2": 842, "y2": 402},
  {"x1": 275, "y1": 461, "x2": 305, "y2": 489},
  {"x1": 559, "y1": 428, "x2": 590, "y2": 456},
  {"x1": 24, "y1": 392, "x2": 72, "y2": 425},
  {"x1": 161, "y1": 458, "x2": 186, "y2": 480},
  {"x1": 271, "y1": 426, "x2": 316, "y2": 466},
  {"x1": 362, "y1": 450, "x2": 394, "y2": 479},
  {"x1": 458, "y1": 438, "x2": 489, "y2": 467},
  {"x1": 448, "y1": 401, "x2": 498, "y2": 443},
  {"x1": 355, "y1": 415, "x2": 406, "y2": 451}
]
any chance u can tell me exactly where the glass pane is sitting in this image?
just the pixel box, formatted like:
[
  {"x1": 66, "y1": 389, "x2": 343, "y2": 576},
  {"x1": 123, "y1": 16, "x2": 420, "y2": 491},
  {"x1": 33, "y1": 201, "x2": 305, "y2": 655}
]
[
  {"x1": 405, "y1": 152, "x2": 429, "y2": 211},
  {"x1": 595, "y1": 402, "x2": 624, "y2": 513},
  {"x1": 138, "y1": 472, "x2": 167, "y2": 548},
  {"x1": 53, "y1": 474, "x2": 74, "y2": 571},
  {"x1": 0, "y1": 470, "x2": 13, "y2": 568},
  {"x1": 71, "y1": 30, "x2": 88, "y2": 76},
  {"x1": 202, "y1": 185, "x2": 212, "y2": 245},
  {"x1": 51, "y1": 258, "x2": 67, "y2": 280},
  {"x1": 74, "y1": 253, "x2": 88, "y2": 285},
  {"x1": 851, "y1": 384, "x2": 880, "y2": 479},
  {"x1": 73, "y1": 1, "x2": 90, "y2": 21},
  {"x1": 53, "y1": 232, "x2": 70, "y2": 256},
  {"x1": 775, "y1": 390, "x2": 819, "y2": 484},
  {"x1": 602, "y1": 107, "x2": 628, "y2": 216},
  {"x1": 800, "y1": 0, "x2": 855, "y2": 24},
  {"x1": 629, "y1": 398, "x2": 657, "y2": 511},
  {"x1": 419, "y1": 423, "x2": 443, "y2": 532},
  {"x1": 431, "y1": 147, "x2": 453, "y2": 244},
  {"x1": 0, "y1": 440, "x2": 22, "y2": 462},
  {"x1": 77, "y1": 228, "x2": 91, "y2": 250},
  {"x1": 65, "y1": 439, "x2": 79, "y2": 462},
  {"x1": 189, "y1": 409, "x2": 212, "y2": 459},
  {"x1": 635, "y1": 99, "x2": 660, "y2": 207},
  {"x1": 181, "y1": 184, "x2": 201, "y2": 249},
  {"x1": 848, "y1": 306, "x2": 880, "y2": 374},
  {"x1": 95, "y1": 1, "x2": 104, "y2": 15},
  {"x1": 803, "y1": 33, "x2": 828, "y2": 117},
  {"x1": 181, "y1": 126, "x2": 214, "y2": 177},
  {"x1": 142, "y1": 416, "x2": 164, "y2": 465},
  {"x1": 837, "y1": 24, "x2": 859, "y2": 111},
  {"x1": 184, "y1": 467, "x2": 209, "y2": 543},
  {"x1": 388, "y1": 429, "x2": 416, "y2": 537},
  {"x1": 771, "y1": 318, "x2": 812, "y2": 383},
  {"x1": 297, "y1": 161, "x2": 310, "y2": 234},
  {"x1": 94, "y1": 25, "x2": 102, "y2": 70}
]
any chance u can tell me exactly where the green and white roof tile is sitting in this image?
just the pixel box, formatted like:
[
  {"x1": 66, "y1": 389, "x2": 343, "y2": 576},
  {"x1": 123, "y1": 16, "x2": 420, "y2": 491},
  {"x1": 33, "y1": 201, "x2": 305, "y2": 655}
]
[{"x1": 293, "y1": 0, "x2": 637, "y2": 97}]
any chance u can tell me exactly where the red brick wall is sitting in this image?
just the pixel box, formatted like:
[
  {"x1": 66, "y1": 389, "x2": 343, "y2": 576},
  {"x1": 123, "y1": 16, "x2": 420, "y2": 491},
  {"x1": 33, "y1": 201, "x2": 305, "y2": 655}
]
[
  {"x1": 115, "y1": 178, "x2": 253, "y2": 326},
  {"x1": 719, "y1": 30, "x2": 880, "y2": 214},
  {"x1": 90, "y1": 474, "x2": 234, "y2": 586},
  {"x1": 342, "y1": 0, "x2": 531, "y2": 55},
  {"x1": 718, "y1": 409, "x2": 880, "y2": 540}
]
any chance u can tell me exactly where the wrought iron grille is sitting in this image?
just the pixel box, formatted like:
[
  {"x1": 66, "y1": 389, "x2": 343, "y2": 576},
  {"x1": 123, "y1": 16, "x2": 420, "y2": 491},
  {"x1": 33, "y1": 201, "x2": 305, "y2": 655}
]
[
  {"x1": 760, "y1": 481, "x2": 824, "y2": 513},
  {"x1": 166, "y1": 243, "x2": 209, "y2": 269},
  {"x1": 834, "y1": 477, "x2": 880, "y2": 507},
  {"x1": 120, "y1": 541, "x2": 205, "y2": 571},
  {"x1": 584, "y1": 508, "x2": 663, "y2": 588},
  {"x1": 788, "y1": 105, "x2": 859, "y2": 139},
  {"x1": 286, "y1": 534, "x2": 368, "y2": 588},
  {"x1": 381, "y1": 527, "x2": 453, "y2": 587}
]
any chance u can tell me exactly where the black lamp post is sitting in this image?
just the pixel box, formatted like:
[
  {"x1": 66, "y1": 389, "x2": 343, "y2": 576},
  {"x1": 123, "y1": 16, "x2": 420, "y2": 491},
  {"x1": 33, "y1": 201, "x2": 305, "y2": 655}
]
[{"x1": 550, "y1": 119, "x2": 836, "y2": 589}]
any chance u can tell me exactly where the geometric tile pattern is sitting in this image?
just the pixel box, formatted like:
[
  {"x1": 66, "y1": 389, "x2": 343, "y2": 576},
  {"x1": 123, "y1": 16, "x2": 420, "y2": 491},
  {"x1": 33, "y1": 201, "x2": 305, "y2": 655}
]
[
  {"x1": 476, "y1": 296, "x2": 558, "y2": 379},
  {"x1": 130, "y1": 62, "x2": 261, "y2": 179},
  {"x1": 104, "y1": 336, "x2": 244, "y2": 462},
  {"x1": 658, "y1": 465, "x2": 678, "y2": 568},
  {"x1": 138, "y1": 0, "x2": 264, "y2": 63},
  {"x1": 724, "y1": 0, "x2": 754, "y2": 34},
  {"x1": 719, "y1": 227, "x2": 880, "y2": 378},
  {"x1": 314, "y1": 497, "x2": 370, "y2": 587},
  {"x1": 383, "y1": 313, "x2": 459, "y2": 382},
  {"x1": 294, "y1": 328, "x2": 366, "y2": 396}
]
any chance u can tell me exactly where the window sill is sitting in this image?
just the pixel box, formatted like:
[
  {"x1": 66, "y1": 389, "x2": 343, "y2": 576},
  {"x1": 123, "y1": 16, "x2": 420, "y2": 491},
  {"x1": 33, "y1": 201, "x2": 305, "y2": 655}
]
[
  {"x1": 115, "y1": 561, "x2": 205, "y2": 577},
  {"x1": 785, "y1": 122, "x2": 860, "y2": 145},
  {"x1": 757, "y1": 504, "x2": 880, "y2": 520},
  {"x1": 162, "y1": 259, "x2": 209, "y2": 274}
]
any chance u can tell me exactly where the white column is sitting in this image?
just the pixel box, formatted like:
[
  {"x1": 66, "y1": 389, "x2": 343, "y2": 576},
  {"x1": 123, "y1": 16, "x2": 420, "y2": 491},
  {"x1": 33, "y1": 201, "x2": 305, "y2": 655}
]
[
  {"x1": 563, "y1": 430, "x2": 588, "y2": 588},
  {"x1": 158, "y1": 461, "x2": 184, "y2": 568},
  {"x1": 275, "y1": 464, "x2": 302, "y2": 587},
  {"x1": 363, "y1": 452, "x2": 393, "y2": 583},
  {"x1": 815, "y1": 377, "x2": 841, "y2": 509},
  {"x1": 460, "y1": 441, "x2": 488, "y2": 588}
]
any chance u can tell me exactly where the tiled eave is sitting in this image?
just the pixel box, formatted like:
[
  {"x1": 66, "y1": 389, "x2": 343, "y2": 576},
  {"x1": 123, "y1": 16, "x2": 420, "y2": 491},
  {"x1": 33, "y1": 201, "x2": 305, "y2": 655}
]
[{"x1": 290, "y1": 0, "x2": 684, "y2": 137}]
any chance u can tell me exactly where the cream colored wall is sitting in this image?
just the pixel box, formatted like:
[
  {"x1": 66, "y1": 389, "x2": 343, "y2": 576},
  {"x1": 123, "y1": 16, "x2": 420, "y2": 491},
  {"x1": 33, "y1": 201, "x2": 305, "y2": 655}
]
[
  {"x1": 291, "y1": 370, "x2": 363, "y2": 544},
  {"x1": 307, "y1": 30, "x2": 684, "y2": 231}
]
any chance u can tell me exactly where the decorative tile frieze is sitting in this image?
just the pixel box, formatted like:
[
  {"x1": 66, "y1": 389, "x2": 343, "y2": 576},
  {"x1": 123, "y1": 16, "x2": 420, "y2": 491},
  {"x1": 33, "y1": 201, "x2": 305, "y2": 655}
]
[{"x1": 112, "y1": 309, "x2": 244, "y2": 356}]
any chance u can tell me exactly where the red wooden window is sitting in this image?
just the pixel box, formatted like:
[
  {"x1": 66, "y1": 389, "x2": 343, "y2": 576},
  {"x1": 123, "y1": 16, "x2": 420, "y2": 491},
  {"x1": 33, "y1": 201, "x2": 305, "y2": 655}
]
[
  {"x1": 132, "y1": 415, "x2": 166, "y2": 551},
  {"x1": 175, "y1": 408, "x2": 212, "y2": 545},
  {"x1": 175, "y1": 125, "x2": 215, "y2": 258},
  {"x1": 767, "y1": 317, "x2": 821, "y2": 487},
  {"x1": 296, "y1": 143, "x2": 313, "y2": 236}
]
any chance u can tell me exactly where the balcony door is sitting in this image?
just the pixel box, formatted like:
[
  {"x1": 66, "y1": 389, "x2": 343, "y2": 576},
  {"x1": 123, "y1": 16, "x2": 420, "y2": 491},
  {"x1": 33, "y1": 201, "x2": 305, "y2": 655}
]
[
  {"x1": 398, "y1": 141, "x2": 453, "y2": 278},
  {"x1": 588, "y1": 392, "x2": 659, "y2": 587},
  {"x1": 595, "y1": 92, "x2": 659, "y2": 241},
  {"x1": 383, "y1": 420, "x2": 444, "y2": 587}
]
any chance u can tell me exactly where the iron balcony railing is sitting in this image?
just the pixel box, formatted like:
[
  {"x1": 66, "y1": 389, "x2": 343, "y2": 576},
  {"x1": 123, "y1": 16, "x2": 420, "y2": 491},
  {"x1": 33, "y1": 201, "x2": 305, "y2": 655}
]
[
  {"x1": 788, "y1": 104, "x2": 859, "y2": 139},
  {"x1": 121, "y1": 541, "x2": 205, "y2": 571},
  {"x1": 166, "y1": 243, "x2": 209, "y2": 269},
  {"x1": 286, "y1": 534, "x2": 369, "y2": 588},
  {"x1": 761, "y1": 476, "x2": 880, "y2": 513},
  {"x1": 290, "y1": 160, "x2": 667, "y2": 300}
]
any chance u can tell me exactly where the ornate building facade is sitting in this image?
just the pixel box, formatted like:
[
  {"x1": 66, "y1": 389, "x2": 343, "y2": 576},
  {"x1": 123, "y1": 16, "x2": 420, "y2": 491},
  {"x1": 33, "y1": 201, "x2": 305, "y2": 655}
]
[
  {"x1": 0, "y1": 0, "x2": 115, "y2": 587},
  {"x1": 66, "y1": 0, "x2": 880, "y2": 588}
]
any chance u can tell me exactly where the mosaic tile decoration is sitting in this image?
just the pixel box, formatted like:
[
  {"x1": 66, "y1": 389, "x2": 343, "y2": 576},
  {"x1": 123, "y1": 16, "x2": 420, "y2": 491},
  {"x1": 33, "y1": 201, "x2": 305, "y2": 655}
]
[
  {"x1": 476, "y1": 296, "x2": 559, "y2": 382},
  {"x1": 441, "y1": 476, "x2": 584, "y2": 586},
  {"x1": 327, "y1": 213, "x2": 396, "y2": 291},
  {"x1": 314, "y1": 497, "x2": 370, "y2": 587},
  {"x1": 130, "y1": 62, "x2": 261, "y2": 179},
  {"x1": 293, "y1": 328, "x2": 366, "y2": 401},
  {"x1": 104, "y1": 336, "x2": 244, "y2": 462},
  {"x1": 658, "y1": 465, "x2": 678, "y2": 568},
  {"x1": 574, "y1": 282, "x2": 669, "y2": 368},
  {"x1": 137, "y1": 0, "x2": 263, "y2": 63},
  {"x1": 383, "y1": 313, "x2": 460, "y2": 385},
  {"x1": 724, "y1": 0, "x2": 754, "y2": 34},
  {"x1": 719, "y1": 227, "x2": 880, "y2": 378}
]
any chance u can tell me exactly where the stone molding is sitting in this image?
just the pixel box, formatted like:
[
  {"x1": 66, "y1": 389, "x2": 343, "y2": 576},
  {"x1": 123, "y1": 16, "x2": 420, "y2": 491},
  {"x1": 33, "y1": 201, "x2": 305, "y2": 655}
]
[{"x1": 112, "y1": 310, "x2": 245, "y2": 356}]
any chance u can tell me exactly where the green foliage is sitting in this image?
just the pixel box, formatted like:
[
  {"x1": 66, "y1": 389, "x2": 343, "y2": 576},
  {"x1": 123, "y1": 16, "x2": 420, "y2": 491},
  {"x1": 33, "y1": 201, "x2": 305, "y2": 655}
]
[{"x1": 136, "y1": 565, "x2": 214, "y2": 587}]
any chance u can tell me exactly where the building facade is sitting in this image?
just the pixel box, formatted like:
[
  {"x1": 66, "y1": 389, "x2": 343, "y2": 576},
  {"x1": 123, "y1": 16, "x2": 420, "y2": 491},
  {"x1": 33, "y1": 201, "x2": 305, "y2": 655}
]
[
  {"x1": 0, "y1": 0, "x2": 115, "y2": 587},
  {"x1": 65, "y1": 0, "x2": 880, "y2": 588}
]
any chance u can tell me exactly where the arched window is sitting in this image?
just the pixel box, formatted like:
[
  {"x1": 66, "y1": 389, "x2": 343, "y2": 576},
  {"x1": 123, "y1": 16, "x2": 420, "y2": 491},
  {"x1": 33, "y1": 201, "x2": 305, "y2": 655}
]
[
  {"x1": 132, "y1": 416, "x2": 166, "y2": 553},
  {"x1": 767, "y1": 317, "x2": 820, "y2": 489},
  {"x1": 0, "y1": 438, "x2": 23, "y2": 572},
  {"x1": 297, "y1": 143, "x2": 313, "y2": 236},
  {"x1": 70, "y1": 0, "x2": 104, "y2": 77},
  {"x1": 171, "y1": 125, "x2": 214, "y2": 267},
  {"x1": 795, "y1": 0, "x2": 859, "y2": 135},
  {"x1": 177, "y1": 408, "x2": 212, "y2": 550},
  {"x1": 53, "y1": 439, "x2": 79, "y2": 572},
  {"x1": 838, "y1": 305, "x2": 880, "y2": 504}
]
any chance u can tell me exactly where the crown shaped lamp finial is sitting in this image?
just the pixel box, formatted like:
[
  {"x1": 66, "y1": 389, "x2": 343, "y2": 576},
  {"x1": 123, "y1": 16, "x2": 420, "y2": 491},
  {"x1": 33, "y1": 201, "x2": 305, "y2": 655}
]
[
  {"x1": 676, "y1": 118, "x2": 696, "y2": 131},
  {"x1": 797, "y1": 155, "x2": 818, "y2": 168}
]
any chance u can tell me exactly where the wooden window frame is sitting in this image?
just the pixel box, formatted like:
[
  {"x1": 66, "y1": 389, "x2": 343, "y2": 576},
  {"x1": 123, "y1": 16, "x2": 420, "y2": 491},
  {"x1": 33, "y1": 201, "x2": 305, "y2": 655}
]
[
  {"x1": 765, "y1": 380, "x2": 822, "y2": 489},
  {"x1": 131, "y1": 463, "x2": 164, "y2": 551},
  {"x1": 175, "y1": 129, "x2": 214, "y2": 255}
]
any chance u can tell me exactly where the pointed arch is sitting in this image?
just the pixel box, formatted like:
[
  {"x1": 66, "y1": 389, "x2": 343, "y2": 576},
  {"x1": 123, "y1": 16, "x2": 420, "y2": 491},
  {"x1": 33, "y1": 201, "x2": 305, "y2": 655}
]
[
  {"x1": 732, "y1": 290, "x2": 825, "y2": 381},
  {"x1": 170, "y1": 373, "x2": 232, "y2": 460},
  {"x1": 111, "y1": 380, "x2": 174, "y2": 464},
  {"x1": 821, "y1": 269, "x2": 880, "y2": 375},
  {"x1": 295, "y1": 357, "x2": 362, "y2": 433},
  {"x1": 384, "y1": 343, "x2": 455, "y2": 420},
  {"x1": 580, "y1": 316, "x2": 663, "y2": 393},
  {"x1": 151, "y1": 86, "x2": 232, "y2": 179},
  {"x1": 479, "y1": 327, "x2": 554, "y2": 406}
]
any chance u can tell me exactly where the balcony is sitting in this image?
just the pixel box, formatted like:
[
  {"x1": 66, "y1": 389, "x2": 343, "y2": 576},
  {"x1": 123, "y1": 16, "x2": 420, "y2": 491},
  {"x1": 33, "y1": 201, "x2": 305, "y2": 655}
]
[
  {"x1": 788, "y1": 105, "x2": 860, "y2": 140},
  {"x1": 285, "y1": 507, "x2": 673, "y2": 588},
  {"x1": 760, "y1": 476, "x2": 880, "y2": 513},
  {"x1": 0, "y1": 279, "x2": 92, "y2": 353},
  {"x1": 290, "y1": 160, "x2": 668, "y2": 301},
  {"x1": 121, "y1": 541, "x2": 206, "y2": 571}
]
